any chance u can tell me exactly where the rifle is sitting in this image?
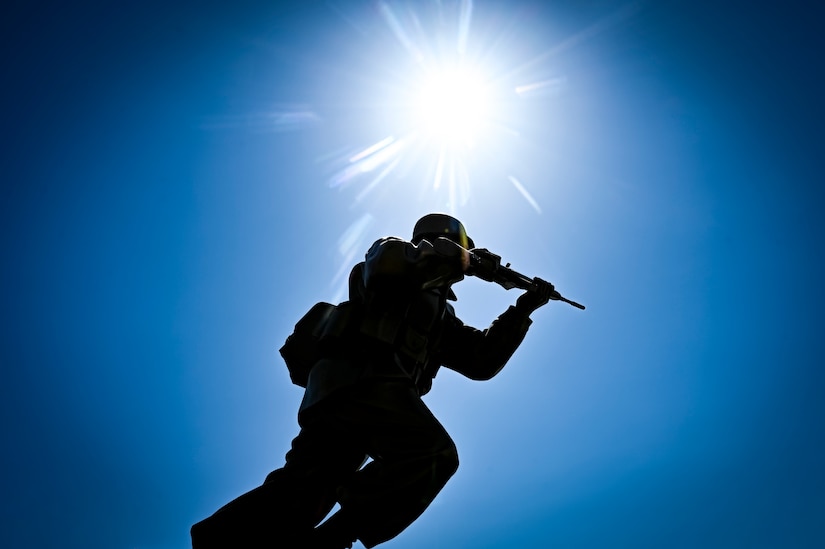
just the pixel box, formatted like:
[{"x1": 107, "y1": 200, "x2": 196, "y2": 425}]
[{"x1": 469, "y1": 249, "x2": 585, "y2": 310}]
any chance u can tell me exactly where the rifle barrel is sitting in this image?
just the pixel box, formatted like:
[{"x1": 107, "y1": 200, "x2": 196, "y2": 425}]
[
  {"x1": 502, "y1": 266, "x2": 586, "y2": 310},
  {"x1": 557, "y1": 294, "x2": 586, "y2": 310}
]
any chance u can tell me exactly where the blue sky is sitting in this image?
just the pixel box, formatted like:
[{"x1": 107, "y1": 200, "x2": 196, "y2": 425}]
[{"x1": 2, "y1": 1, "x2": 823, "y2": 548}]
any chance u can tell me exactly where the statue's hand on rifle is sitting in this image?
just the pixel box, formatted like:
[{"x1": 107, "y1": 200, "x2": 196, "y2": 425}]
[{"x1": 516, "y1": 278, "x2": 555, "y2": 314}]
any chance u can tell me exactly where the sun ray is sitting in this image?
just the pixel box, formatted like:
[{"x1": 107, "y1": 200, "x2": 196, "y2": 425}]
[
  {"x1": 433, "y1": 148, "x2": 446, "y2": 190},
  {"x1": 355, "y1": 156, "x2": 403, "y2": 204},
  {"x1": 508, "y1": 175, "x2": 542, "y2": 214},
  {"x1": 379, "y1": 2, "x2": 425, "y2": 65},
  {"x1": 502, "y1": 2, "x2": 641, "y2": 84},
  {"x1": 330, "y1": 213, "x2": 375, "y2": 302},
  {"x1": 201, "y1": 107, "x2": 321, "y2": 132},
  {"x1": 515, "y1": 76, "x2": 568, "y2": 98},
  {"x1": 457, "y1": 0, "x2": 474, "y2": 57},
  {"x1": 329, "y1": 136, "x2": 406, "y2": 189}
]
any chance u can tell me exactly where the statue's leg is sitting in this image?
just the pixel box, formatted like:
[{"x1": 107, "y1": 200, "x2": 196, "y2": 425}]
[
  {"x1": 191, "y1": 418, "x2": 366, "y2": 549},
  {"x1": 320, "y1": 381, "x2": 460, "y2": 548}
]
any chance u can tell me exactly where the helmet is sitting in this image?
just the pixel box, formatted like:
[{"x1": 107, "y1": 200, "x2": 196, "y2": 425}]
[{"x1": 412, "y1": 213, "x2": 474, "y2": 249}]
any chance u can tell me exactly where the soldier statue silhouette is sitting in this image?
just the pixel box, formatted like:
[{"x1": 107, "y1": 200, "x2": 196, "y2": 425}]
[{"x1": 191, "y1": 213, "x2": 583, "y2": 548}]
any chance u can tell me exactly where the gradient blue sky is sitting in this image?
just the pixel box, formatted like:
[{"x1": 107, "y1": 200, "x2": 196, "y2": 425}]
[{"x1": 2, "y1": 1, "x2": 823, "y2": 548}]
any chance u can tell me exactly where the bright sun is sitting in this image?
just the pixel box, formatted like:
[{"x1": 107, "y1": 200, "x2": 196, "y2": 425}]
[
  {"x1": 322, "y1": 0, "x2": 557, "y2": 229},
  {"x1": 413, "y1": 66, "x2": 490, "y2": 148}
]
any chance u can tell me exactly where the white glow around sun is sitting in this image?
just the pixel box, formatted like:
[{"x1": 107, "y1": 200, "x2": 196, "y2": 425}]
[
  {"x1": 315, "y1": 0, "x2": 632, "y2": 300},
  {"x1": 322, "y1": 0, "x2": 567, "y2": 236},
  {"x1": 413, "y1": 66, "x2": 490, "y2": 148}
]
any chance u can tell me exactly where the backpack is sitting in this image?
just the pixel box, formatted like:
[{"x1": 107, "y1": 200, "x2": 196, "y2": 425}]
[{"x1": 279, "y1": 301, "x2": 353, "y2": 387}]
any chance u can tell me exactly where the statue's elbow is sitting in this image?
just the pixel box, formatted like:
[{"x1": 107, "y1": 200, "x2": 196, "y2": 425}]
[{"x1": 468, "y1": 362, "x2": 506, "y2": 381}]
